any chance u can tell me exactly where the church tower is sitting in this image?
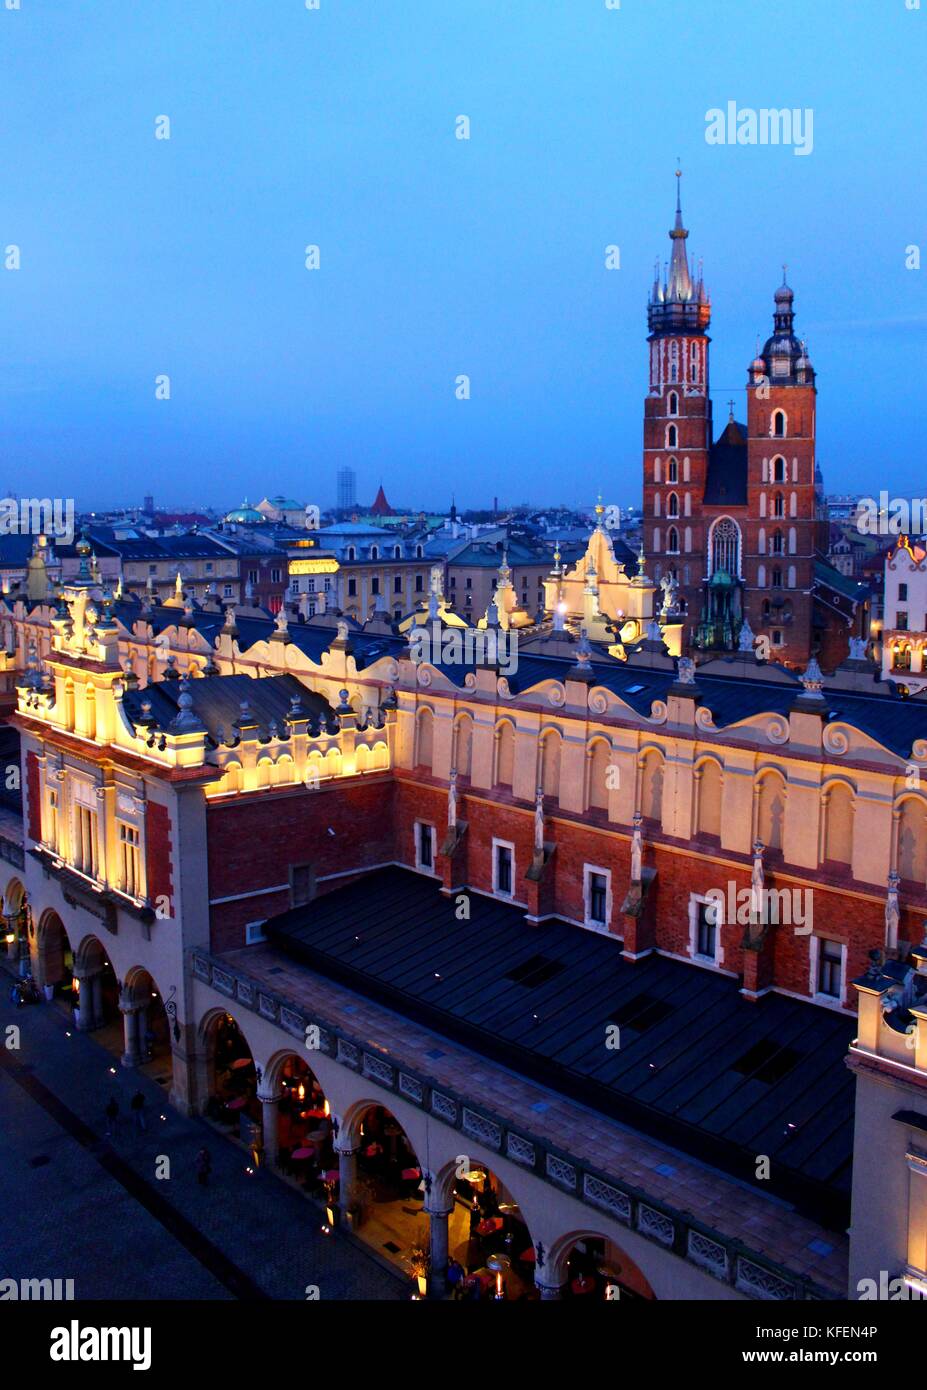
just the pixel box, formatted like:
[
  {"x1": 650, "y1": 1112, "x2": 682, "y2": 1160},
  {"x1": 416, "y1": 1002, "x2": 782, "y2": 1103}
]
[
  {"x1": 744, "y1": 276, "x2": 819, "y2": 665},
  {"x1": 643, "y1": 172, "x2": 712, "y2": 628}
]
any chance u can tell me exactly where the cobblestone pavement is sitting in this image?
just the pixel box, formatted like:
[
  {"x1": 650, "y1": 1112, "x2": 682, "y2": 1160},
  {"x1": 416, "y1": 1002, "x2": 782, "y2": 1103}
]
[{"x1": 0, "y1": 982, "x2": 405, "y2": 1301}]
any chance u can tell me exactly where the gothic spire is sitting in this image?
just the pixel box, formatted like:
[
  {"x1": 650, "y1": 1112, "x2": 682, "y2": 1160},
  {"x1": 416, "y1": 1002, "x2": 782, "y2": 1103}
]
[{"x1": 648, "y1": 170, "x2": 711, "y2": 336}]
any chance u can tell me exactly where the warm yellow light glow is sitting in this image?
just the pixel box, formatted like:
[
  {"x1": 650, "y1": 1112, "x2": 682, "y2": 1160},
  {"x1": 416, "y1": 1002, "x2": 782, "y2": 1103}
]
[
  {"x1": 323, "y1": 1099, "x2": 330, "y2": 1116},
  {"x1": 289, "y1": 557, "x2": 340, "y2": 576},
  {"x1": 4, "y1": 933, "x2": 14, "y2": 945}
]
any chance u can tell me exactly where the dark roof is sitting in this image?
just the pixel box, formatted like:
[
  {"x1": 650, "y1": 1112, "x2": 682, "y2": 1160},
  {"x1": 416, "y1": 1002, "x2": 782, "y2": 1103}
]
[
  {"x1": 110, "y1": 534, "x2": 230, "y2": 562},
  {"x1": 111, "y1": 601, "x2": 404, "y2": 673},
  {"x1": 448, "y1": 541, "x2": 547, "y2": 569},
  {"x1": 704, "y1": 419, "x2": 748, "y2": 506},
  {"x1": 814, "y1": 559, "x2": 868, "y2": 604},
  {"x1": 264, "y1": 866, "x2": 855, "y2": 1224},
  {"x1": 123, "y1": 672, "x2": 332, "y2": 738}
]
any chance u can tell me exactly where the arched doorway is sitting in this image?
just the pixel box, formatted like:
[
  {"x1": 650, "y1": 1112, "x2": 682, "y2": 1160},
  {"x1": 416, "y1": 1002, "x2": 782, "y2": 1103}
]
[
  {"x1": 434, "y1": 1159, "x2": 536, "y2": 1300},
  {"x1": 548, "y1": 1230, "x2": 656, "y2": 1301},
  {"x1": 120, "y1": 968, "x2": 173, "y2": 1081},
  {"x1": 2, "y1": 878, "x2": 30, "y2": 977},
  {"x1": 37, "y1": 910, "x2": 74, "y2": 1002},
  {"x1": 262, "y1": 1052, "x2": 333, "y2": 1195},
  {"x1": 72, "y1": 935, "x2": 119, "y2": 1034},
  {"x1": 202, "y1": 1012, "x2": 260, "y2": 1149},
  {"x1": 338, "y1": 1102, "x2": 426, "y2": 1278}
]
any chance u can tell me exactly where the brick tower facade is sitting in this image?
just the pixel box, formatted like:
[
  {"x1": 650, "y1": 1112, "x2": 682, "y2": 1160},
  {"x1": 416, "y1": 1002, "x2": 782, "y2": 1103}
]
[
  {"x1": 643, "y1": 181, "x2": 852, "y2": 669},
  {"x1": 743, "y1": 280, "x2": 820, "y2": 666},
  {"x1": 643, "y1": 171, "x2": 712, "y2": 629}
]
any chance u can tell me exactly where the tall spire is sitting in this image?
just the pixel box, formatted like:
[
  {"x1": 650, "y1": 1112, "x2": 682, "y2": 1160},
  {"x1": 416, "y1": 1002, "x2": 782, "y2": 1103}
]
[
  {"x1": 648, "y1": 169, "x2": 710, "y2": 336},
  {"x1": 667, "y1": 168, "x2": 692, "y2": 302}
]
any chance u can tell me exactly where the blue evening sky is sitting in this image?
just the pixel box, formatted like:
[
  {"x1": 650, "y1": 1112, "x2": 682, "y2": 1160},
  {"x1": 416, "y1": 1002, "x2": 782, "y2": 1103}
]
[{"x1": 2, "y1": 0, "x2": 924, "y2": 512}]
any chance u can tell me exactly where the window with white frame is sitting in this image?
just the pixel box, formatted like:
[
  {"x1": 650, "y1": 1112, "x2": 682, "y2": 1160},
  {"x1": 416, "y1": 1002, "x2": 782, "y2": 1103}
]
[
  {"x1": 45, "y1": 786, "x2": 58, "y2": 850},
  {"x1": 811, "y1": 936, "x2": 846, "y2": 1003},
  {"x1": 688, "y1": 893, "x2": 723, "y2": 965},
  {"x1": 74, "y1": 804, "x2": 99, "y2": 878},
  {"x1": 415, "y1": 821, "x2": 436, "y2": 872},
  {"x1": 584, "y1": 865, "x2": 611, "y2": 930},
  {"x1": 118, "y1": 822, "x2": 141, "y2": 897},
  {"x1": 493, "y1": 838, "x2": 514, "y2": 898}
]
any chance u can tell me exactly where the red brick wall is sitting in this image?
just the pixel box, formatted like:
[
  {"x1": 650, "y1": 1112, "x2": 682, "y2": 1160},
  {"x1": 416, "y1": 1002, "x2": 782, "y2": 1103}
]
[
  {"x1": 206, "y1": 777, "x2": 396, "y2": 953},
  {"x1": 26, "y1": 749, "x2": 41, "y2": 843},
  {"x1": 146, "y1": 801, "x2": 175, "y2": 918},
  {"x1": 200, "y1": 764, "x2": 919, "y2": 1005},
  {"x1": 393, "y1": 777, "x2": 918, "y2": 1007}
]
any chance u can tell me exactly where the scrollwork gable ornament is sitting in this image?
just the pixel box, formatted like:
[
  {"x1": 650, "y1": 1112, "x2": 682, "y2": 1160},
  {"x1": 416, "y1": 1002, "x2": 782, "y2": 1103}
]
[{"x1": 765, "y1": 715, "x2": 789, "y2": 745}]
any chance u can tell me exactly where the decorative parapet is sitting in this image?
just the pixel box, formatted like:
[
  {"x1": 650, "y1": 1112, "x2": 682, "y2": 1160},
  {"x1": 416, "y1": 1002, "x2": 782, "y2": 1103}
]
[{"x1": 189, "y1": 946, "x2": 835, "y2": 1301}]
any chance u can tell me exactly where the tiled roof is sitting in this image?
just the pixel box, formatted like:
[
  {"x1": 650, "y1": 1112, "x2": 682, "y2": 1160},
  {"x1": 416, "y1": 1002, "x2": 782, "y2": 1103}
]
[
  {"x1": 704, "y1": 420, "x2": 748, "y2": 506},
  {"x1": 123, "y1": 672, "x2": 333, "y2": 738},
  {"x1": 265, "y1": 866, "x2": 856, "y2": 1225}
]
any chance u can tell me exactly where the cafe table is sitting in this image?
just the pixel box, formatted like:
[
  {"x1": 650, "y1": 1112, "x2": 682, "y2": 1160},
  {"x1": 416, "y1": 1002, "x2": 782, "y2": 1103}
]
[{"x1": 477, "y1": 1216, "x2": 504, "y2": 1236}]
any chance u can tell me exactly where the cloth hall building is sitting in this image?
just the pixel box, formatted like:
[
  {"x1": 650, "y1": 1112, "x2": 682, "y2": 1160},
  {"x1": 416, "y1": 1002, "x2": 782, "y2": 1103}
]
[{"x1": 1, "y1": 513, "x2": 925, "y2": 1304}]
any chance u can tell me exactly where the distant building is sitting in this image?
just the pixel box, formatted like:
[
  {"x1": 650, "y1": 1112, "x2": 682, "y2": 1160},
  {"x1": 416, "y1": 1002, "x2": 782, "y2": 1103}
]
[
  {"x1": 256, "y1": 496, "x2": 310, "y2": 528},
  {"x1": 288, "y1": 523, "x2": 432, "y2": 621},
  {"x1": 880, "y1": 535, "x2": 927, "y2": 692},
  {"x1": 336, "y1": 467, "x2": 356, "y2": 511}
]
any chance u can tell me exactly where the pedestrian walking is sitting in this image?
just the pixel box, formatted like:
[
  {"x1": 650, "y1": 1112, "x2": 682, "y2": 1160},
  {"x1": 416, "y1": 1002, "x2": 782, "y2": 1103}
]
[
  {"x1": 104, "y1": 1096, "x2": 119, "y2": 1139},
  {"x1": 195, "y1": 1146, "x2": 212, "y2": 1188},
  {"x1": 130, "y1": 1089, "x2": 147, "y2": 1132}
]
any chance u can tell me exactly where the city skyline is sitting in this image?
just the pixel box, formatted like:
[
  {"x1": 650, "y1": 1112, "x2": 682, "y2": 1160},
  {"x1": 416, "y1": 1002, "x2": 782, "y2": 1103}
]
[{"x1": 3, "y1": 0, "x2": 924, "y2": 511}]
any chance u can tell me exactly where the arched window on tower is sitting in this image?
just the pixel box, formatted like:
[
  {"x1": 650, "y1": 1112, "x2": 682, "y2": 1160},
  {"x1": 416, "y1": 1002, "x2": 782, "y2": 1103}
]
[
  {"x1": 670, "y1": 342, "x2": 679, "y2": 383},
  {"x1": 772, "y1": 456, "x2": 787, "y2": 483},
  {"x1": 709, "y1": 517, "x2": 740, "y2": 578},
  {"x1": 772, "y1": 409, "x2": 787, "y2": 438},
  {"x1": 690, "y1": 342, "x2": 699, "y2": 383},
  {"x1": 667, "y1": 527, "x2": 679, "y2": 554},
  {"x1": 667, "y1": 492, "x2": 679, "y2": 518},
  {"x1": 771, "y1": 529, "x2": 784, "y2": 555},
  {"x1": 668, "y1": 391, "x2": 679, "y2": 416},
  {"x1": 771, "y1": 566, "x2": 783, "y2": 588},
  {"x1": 666, "y1": 424, "x2": 678, "y2": 448},
  {"x1": 773, "y1": 492, "x2": 785, "y2": 518},
  {"x1": 667, "y1": 457, "x2": 678, "y2": 483}
]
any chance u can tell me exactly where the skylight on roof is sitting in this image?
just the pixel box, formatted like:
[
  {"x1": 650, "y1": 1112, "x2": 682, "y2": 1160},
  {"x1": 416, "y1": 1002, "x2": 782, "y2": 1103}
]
[
  {"x1": 504, "y1": 954, "x2": 566, "y2": 989},
  {"x1": 732, "y1": 1038, "x2": 800, "y2": 1084},
  {"x1": 626, "y1": 683, "x2": 647, "y2": 695}
]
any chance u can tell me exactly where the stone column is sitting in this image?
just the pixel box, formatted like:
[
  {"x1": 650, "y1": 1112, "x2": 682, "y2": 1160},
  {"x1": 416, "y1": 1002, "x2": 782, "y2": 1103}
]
[
  {"x1": 74, "y1": 968, "x2": 100, "y2": 1031},
  {"x1": 120, "y1": 1001, "x2": 143, "y2": 1067},
  {"x1": 91, "y1": 973, "x2": 104, "y2": 1029},
  {"x1": 333, "y1": 1137, "x2": 360, "y2": 1219},
  {"x1": 426, "y1": 1203, "x2": 453, "y2": 1297},
  {"x1": 257, "y1": 1083, "x2": 280, "y2": 1168}
]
